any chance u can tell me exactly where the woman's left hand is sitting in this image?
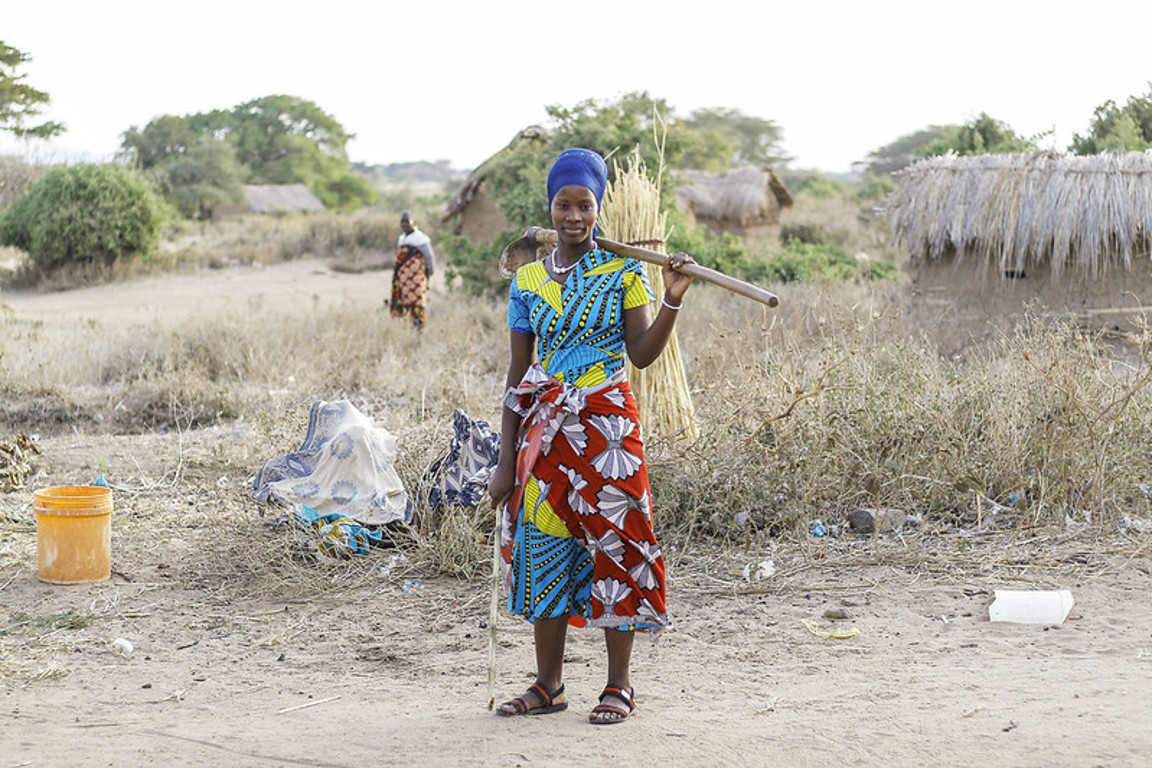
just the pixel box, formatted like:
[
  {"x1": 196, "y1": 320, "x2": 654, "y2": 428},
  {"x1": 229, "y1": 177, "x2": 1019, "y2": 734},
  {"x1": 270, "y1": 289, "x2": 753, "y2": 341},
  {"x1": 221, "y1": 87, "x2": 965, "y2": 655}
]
[{"x1": 663, "y1": 252, "x2": 696, "y2": 302}]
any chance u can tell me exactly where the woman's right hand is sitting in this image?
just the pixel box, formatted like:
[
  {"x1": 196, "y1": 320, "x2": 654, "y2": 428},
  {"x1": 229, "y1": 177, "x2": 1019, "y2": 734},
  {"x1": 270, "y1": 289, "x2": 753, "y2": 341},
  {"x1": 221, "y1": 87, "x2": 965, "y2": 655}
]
[{"x1": 488, "y1": 460, "x2": 517, "y2": 511}]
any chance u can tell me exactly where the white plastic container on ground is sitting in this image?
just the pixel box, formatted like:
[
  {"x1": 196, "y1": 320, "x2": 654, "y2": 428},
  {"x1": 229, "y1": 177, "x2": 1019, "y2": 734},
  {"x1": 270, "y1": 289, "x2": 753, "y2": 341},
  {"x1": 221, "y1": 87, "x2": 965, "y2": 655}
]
[{"x1": 988, "y1": 589, "x2": 1075, "y2": 625}]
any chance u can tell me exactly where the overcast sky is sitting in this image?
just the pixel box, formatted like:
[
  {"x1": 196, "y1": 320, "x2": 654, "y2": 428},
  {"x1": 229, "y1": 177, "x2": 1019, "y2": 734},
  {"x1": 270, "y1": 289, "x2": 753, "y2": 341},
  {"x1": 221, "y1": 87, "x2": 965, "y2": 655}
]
[{"x1": 3, "y1": 1, "x2": 1151, "y2": 174}]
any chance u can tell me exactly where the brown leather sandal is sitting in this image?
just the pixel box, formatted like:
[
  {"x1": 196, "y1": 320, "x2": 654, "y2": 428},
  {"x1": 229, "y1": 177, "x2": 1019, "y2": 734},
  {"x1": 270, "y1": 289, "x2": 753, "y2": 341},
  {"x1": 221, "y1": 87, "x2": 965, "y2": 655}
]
[{"x1": 496, "y1": 682, "x2": 568, "y2": 716}]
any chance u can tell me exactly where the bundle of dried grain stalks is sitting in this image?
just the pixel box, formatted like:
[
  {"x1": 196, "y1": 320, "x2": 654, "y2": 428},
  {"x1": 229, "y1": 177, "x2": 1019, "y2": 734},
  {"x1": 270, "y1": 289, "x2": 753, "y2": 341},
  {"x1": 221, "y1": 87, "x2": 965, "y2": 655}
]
[{"x1": 600, "y1": 152, "x2": 699, "y2": 444}]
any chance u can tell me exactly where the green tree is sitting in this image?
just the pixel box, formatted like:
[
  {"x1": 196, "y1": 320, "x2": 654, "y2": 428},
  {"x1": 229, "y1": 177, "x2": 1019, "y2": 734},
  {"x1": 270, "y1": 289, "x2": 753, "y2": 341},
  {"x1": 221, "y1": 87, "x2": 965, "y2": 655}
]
[
  {"x1": 0, "y1": 41, "x2": 65, "y2": 139},
  {"x1": 858, "y1": 126, "x2": 955, "y2": 175},
  {"x1": 0, "y1": 163, "x2": 169, "y2": 271},
  {"x1": 481, "y1": 137, "x2": 553, "y2": 233},
  {"x1": 680, "y1": 107, "x2": 789, "y2": 169},
  {"x1": 227, "y1": 96, "x2": 351, "y2": 184},
  {"x1": 120, "y1": 95, "x2": 375, "y2": 213},
  {"x1": 472, "y1": 93, "x2": 788, "y2": 235},
  {"x1": 1069, "y1": 86, "x2": 1152, "y2": 154},
  {"x1": 442, "y1": 135, "x2": 552, "y2": 297},
  {"x1": 677, "y1": 128, "x2": 733, "y2": 173},
  {"x1": 547, "y1": 92, "x2": 692, "y2": 187},
  {"x1": 154, "y1": 138, "x2": 245, "y2": 219},
  {"x1": 918, "y1": 112, "x2": 1036, "y2": 158},
  {"x1": 119, "y1": 114, "x2": 204, "y2": 169}
]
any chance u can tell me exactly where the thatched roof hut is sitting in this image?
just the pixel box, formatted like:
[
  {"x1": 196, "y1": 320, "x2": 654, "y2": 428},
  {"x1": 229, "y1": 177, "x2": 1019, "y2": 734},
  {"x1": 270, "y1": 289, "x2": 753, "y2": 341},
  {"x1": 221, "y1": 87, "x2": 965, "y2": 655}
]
[
  {"x1": 244, "y1": 184, "x2": 326, "y2": 214},
  {"x1": 213, "y1": 183, "x2": 325, "y2": 219},
  {"x1": 888, "y1": 151, "x2": 1152, "y2": 351},
  {"x1": 674, "y1": 166, "x2": 793, "y2": 239},
  {"x1": 441, "y1": 126, "x2": 549, "y2": 243},
  {"x1": 890, "y1": 151, "x2": 1152, "y2": 273}
]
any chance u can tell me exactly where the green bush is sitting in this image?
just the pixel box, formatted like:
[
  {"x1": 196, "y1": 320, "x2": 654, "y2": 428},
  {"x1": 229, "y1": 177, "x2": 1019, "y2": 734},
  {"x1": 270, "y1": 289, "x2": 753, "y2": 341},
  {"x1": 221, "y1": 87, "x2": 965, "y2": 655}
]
[
  {"x1": 666, "y1": 210, "x2": 747, "y2": 275},
  {"x1": 747, "y1": 241, "x2": 897, "y2": 284},
  {"x1": 790, "y1": 172, "x2": 850, "y2": 199},
  {"x1": 779, "y1": 222, "x2": 827, "y2": 245},
  {"x1": 854, "y1": 172, "x2": 896, "y2": 202},
  {"x1": 442, "y1": 231, "x2": 513, "y2": 298},
  {"x1": 0, "y1": 163, "x2": 170, "y2": 271}
]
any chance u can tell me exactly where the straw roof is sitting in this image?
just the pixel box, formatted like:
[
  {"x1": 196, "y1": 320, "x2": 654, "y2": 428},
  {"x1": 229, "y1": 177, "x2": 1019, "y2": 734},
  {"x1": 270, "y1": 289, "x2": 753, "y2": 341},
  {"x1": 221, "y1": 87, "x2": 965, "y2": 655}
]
[
  {"x1": 888, "y1": 151, "x2": 1152, "y2": 275},
  {"x1": 244, "y1": 184, "x2": 325, "y2": 214},
  {"x1": 674, "y1": 166, "x2": 793, "y2": 225}
]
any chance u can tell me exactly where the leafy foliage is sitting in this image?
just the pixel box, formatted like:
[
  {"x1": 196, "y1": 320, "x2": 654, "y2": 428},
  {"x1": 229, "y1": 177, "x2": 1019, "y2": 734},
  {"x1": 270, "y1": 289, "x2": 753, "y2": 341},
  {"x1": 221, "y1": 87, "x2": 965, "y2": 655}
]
[
  {"x1": 0, "y1": 41, "x2": 65, "y2": 139},
  {"x1": 0, "y1": 155, "x2": 45, "y2": 212},
  {"x1": 751, "y1": 241, "x2": 897, "y2": 284},
  {"x1": 854, "y1": 172, "x2": 896, "y2": 202},
  {"x1": 790, "y1": 172, "x2": 851, "y2": 199},
  {"x1": 857, "y1": 126, "x2": 955, "y2": 175},
  {"x1": 1069, "y1": 84, "x2": 1152, "y2": 154},
  {"x1": 0, "y1": 163, "x2": 169, "y2": 271},
  {"x1": 479, "y1": 138, "x2": 553, "y2": 234},
  {"x1": 665, "y1": 208, "x2": 747, "y2": 275},
  {"x1": 918, "y1": 112, "x2": 1037, "y2": 157},
  {"x1": 780, "y1": 222, "x2": 828, "y2": 245},
  {"x1": 120, "y1": 95, "x2": 375, "y2": 214},
  {"x1": 545, "y1": 92, "x2": 691, "y2": 184},
  {"x1": 154, "y1": 138, "x2": 245, "y2": 219},
  {"x1": 680, "y1": 107, "x2": 790, "y2": 169},
  {"x1": 442, "y1": 231, "x2": 515, "y2": 298}
]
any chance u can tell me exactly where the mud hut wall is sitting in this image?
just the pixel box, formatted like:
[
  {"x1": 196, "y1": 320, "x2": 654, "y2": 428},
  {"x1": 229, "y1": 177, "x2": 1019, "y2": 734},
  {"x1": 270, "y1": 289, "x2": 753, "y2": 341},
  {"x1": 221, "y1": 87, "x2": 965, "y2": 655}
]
[
  {"x1": 453, "y1": 189, "x2": 507, "y2": 244},
  {"x1": 908, "y1": 256, "x2": 1152, "y2": 352}
]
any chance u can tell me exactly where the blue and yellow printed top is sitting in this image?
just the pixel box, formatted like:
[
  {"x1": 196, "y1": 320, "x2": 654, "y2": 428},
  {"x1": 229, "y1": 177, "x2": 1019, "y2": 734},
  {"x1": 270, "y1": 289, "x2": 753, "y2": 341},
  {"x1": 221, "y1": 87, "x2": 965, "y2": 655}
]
[{"x1": 508, "y1": 249, "x2": 654, "y2": 387}]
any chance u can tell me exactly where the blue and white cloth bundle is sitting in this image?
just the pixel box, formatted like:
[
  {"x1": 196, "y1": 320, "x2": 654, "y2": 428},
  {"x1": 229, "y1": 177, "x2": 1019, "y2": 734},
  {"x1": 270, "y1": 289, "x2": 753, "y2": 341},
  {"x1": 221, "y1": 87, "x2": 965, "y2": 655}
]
[
  {"x1": 252, "y1": 399, "x2": 413, "y2": 525},
  {"x1": 419, "y1": 409, "x2": 500, "y2": 509}
]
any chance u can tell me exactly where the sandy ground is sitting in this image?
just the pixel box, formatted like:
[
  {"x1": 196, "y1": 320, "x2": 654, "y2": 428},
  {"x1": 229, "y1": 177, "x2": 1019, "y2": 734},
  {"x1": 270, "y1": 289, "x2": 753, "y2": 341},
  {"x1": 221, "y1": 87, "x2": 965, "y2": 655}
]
[{"x1": 2, "y1": 260, "x2": 1152, "y2": 767}]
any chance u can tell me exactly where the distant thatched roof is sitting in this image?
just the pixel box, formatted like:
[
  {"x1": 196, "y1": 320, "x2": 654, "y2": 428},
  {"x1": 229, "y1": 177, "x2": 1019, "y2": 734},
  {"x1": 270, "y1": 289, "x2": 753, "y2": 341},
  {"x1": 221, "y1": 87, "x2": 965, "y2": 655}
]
[
  {"x1": 442, "y1": 126, "x2": 549, "y2": 224},
  {"x1": 245, "y1": 184, "x2": 325, "y2": 214},
  {"x1": 888, "y1": 152, "x2": 1152, "y2": 274},
  {"x1": 674, "y1": 166, "x2": 793, "y2": 224}
]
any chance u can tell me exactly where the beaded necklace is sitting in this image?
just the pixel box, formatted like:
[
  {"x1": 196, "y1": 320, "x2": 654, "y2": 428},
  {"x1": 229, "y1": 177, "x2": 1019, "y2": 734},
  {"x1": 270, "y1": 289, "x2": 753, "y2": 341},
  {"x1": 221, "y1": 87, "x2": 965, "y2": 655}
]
[{"x1": 548, "y1": 247, "x2": 589, "y2": 275}]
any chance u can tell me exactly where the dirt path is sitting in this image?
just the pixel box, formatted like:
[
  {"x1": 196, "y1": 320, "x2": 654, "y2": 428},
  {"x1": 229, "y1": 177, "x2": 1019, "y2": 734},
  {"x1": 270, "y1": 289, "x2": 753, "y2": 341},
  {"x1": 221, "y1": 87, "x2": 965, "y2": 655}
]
[
  {"x1": 2, "y1": 514, "x2": 1150, "y2": 767},
  {"x1": 2, "y1": 259, "x2": 392, "y2": 328}
]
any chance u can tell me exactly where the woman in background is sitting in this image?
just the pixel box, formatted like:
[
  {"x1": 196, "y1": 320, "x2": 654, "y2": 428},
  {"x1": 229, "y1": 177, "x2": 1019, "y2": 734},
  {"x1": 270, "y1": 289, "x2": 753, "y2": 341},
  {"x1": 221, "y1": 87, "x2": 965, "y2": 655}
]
[{"x1": 389, "y1": 211, "x2": 435, "y2": 328}]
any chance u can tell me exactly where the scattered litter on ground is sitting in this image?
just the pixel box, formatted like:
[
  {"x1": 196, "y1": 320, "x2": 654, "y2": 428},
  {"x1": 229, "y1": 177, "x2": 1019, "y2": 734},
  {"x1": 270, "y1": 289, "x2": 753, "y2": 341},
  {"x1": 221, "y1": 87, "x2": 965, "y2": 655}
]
[
  {"x1": 743, "y1": 560, "x2": 776, "y2": 582},
  {"x1": 801, "y1": 619, "x2": 860, "y2": 640}
]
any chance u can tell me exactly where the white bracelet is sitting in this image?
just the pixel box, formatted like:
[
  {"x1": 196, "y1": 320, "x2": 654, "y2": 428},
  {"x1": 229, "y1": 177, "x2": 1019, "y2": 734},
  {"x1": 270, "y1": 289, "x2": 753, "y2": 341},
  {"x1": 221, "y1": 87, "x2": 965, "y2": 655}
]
[{"x1": 661, "y1": 296, "x2": 682, "y2": 311}]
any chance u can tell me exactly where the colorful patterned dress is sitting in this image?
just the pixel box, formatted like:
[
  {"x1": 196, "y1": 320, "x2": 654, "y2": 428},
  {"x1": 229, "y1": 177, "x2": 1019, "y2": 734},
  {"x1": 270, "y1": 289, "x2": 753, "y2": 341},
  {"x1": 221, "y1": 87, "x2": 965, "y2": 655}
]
[
  {"x1": 390, "y1": 229, "x2": 433, "y2": 327},
  {"x1": 502, "y1": 248, "x2": 669, "y2": 634}
]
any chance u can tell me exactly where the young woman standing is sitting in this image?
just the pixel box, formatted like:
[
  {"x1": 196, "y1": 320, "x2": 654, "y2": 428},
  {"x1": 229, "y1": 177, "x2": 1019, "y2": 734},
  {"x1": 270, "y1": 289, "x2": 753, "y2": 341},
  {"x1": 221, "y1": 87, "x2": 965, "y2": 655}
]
[{"x1": 488, "y1": 148, "x2": 695, "y2": 724}]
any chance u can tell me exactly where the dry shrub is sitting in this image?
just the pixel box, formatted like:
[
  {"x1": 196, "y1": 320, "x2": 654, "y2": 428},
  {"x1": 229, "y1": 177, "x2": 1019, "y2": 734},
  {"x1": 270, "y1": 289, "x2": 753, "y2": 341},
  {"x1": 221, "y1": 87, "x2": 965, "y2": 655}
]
[
  {"x1": 5, "y1": 245, "x2": 1152, "y2": 581},
  {"x1": 645, "y1": 281, "x2": 1152, "y2": 550},
  {"x1": 0, "y1": 156, "x2": 46, "y2": 212}
]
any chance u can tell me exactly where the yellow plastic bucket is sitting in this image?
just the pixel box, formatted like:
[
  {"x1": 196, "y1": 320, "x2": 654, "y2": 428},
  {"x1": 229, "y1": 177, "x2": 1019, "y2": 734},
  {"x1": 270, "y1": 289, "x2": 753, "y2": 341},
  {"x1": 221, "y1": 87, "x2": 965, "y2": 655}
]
[{"x1": 34, "y1": 486, "x2": 113, "y2": 584}]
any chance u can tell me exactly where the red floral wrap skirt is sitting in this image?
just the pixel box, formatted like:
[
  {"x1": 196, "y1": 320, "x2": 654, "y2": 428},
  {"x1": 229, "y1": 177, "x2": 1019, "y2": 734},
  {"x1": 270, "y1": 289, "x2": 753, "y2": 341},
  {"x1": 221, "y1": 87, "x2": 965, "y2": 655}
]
[{"x1": 501, "y1": 364, "x2": 669, "y2": 633}]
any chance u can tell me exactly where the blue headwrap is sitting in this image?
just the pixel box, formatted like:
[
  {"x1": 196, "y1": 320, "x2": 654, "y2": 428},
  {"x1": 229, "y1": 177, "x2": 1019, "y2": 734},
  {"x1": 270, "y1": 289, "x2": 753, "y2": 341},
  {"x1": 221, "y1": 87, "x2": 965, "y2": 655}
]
[{"x1": 547, "y1": 148, "x2": 608, "y2": 206}]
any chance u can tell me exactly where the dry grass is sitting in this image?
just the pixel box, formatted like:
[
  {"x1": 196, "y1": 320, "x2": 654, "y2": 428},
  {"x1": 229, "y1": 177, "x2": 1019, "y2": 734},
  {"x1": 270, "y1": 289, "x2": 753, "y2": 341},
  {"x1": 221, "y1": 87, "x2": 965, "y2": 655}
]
[{"x1": 2, "y1": 210, "x2": 1152, "y2": 593}]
